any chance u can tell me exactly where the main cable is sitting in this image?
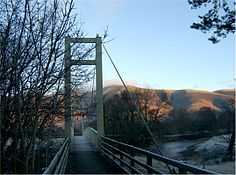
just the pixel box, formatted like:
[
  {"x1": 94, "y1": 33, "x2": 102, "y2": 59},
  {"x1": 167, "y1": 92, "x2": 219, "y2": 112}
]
[{"x1": 102, "y1": 44, "x2": 173, "y2": 172}]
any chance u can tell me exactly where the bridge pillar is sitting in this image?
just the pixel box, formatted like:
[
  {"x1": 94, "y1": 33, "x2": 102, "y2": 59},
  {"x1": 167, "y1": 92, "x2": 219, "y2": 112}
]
[
  {"x1": 64, "y1": 35, "x2": 104, "y2": 139},
  {"x1": 95, "y1": 36, "x2": 104, "y2": 137},
  {"x1": 64, "y1": 37, "x2": 73, "y2": 139}
]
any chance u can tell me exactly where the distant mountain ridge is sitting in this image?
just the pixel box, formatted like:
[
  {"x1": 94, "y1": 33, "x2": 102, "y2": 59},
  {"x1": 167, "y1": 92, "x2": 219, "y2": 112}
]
[
  {"x1": 103, "y1": 85, "x2": 235, "y2": 135},
  {"x1": 214, "y1": 89, "x2": 235, "y2": 97},
  {"x1": 104, "y1": 85, "x2": 235, "y2": 113}
]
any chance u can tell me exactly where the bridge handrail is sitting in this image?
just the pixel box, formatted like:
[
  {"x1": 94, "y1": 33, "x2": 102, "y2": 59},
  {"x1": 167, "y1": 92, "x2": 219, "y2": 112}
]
[
  {"x1": 42, "y1": 137, "x2": 70, "y2": 174},
  {"x1": 88, "y1": 127, "x2": 98, "y2": 134},
  {"x1": 84, "y1": 127, "x2": 98, "y2": 147},
  {"x1": 101, "y1": 141, "x2": 163, "y2": 174},
  {"x1": 101, "y1": 136, "x2": 216, "y2": 174}
]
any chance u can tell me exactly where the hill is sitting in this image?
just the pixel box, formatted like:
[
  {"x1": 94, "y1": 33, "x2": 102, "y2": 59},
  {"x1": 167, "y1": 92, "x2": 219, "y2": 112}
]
[
  {"x1": 104, "y1": 85, "x2": 234, "y2": 113},
  {"x1": 170, "y1": 89, "x2": 234, "y2": 112},
  {"x1": 214, "y1": 89, "x2": 235, "y2": 97},
  {"x1": 103, "y1": 85, "x2": 235, "y2": 136}
]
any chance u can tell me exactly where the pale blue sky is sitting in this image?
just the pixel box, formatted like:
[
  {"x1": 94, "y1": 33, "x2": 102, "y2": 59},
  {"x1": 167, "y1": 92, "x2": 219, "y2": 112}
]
[{"x1": 76, "y1": 0, "x2": 235, "y2": 91}]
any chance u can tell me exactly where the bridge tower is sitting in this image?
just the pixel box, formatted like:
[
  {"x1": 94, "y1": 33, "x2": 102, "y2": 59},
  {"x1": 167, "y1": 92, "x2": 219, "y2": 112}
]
[{"x1": 64, "y1": 35, "x2": 104, "y2": 139}]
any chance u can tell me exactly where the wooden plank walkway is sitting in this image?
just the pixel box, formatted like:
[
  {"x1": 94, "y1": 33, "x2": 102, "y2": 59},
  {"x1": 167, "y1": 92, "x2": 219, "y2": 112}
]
[{"x1": 65, "y1": 136, "x2": 124, "y2": 174}]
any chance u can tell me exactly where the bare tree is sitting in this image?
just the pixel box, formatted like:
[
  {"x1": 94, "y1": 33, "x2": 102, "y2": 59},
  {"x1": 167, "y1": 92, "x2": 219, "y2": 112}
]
[
  {"x1": 133, "y1": 88, "x2": 171, "y2": 122},
  {"x1": 0, "y1": 0, "x2": 94, "y2": 173}
]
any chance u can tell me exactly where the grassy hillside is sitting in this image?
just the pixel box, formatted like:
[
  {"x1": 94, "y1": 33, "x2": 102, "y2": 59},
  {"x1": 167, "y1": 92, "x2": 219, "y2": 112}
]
[
  {"x1": 103, "y1": 85, "x2": 235, "y2": 140},
  {"x1": 104, "y1": 85, "x2": 234, "y2": 114},
  {"x1": 214, "y1": 89, "x2": 235, "y2": 97}
]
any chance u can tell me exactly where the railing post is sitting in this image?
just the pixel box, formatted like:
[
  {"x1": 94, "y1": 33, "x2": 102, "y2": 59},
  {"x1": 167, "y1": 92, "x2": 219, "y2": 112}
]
[
  {"x1": 178, "y1": 167, "x2": 187, "y2": 174},
  {"x1": 118, "y1": 142, "x2": 124, "y2": 166},
  {"x1": 147, "y1": 154, "x2": 152, "y2": 174},
  {"x1": 130, "y1": 149, "x2": 135, "y2": 173},
  {"x1": 120, "y1": 154, "x2": 124, "y2": 166}
]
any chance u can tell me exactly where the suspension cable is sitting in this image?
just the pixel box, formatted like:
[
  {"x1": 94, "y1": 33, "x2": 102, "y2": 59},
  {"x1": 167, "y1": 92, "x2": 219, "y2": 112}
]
[{"x1": 103, "y1": 44, "x2": 173, "y2": 172}]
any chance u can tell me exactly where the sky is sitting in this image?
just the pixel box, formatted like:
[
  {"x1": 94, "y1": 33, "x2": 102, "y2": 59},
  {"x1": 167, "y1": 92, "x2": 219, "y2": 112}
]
[{"x1": 75, "y1": 0, "x2": 235, "y2": 91}]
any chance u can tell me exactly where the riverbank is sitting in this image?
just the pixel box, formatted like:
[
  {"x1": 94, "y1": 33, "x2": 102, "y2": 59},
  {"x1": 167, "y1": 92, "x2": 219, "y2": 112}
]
[{"x1": 149, "y1": 134, "x2": 235, "y2": 174}]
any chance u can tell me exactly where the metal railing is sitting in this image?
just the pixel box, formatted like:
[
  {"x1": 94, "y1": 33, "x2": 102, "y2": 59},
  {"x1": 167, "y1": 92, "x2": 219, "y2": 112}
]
[
  {"x1": 83, "y1": 127, "x2": 98, "y2": 147},
  {"x1": 100, "y1": 135, "x2": 216, "y2": 174},
  {"x1": 43, "y1": 137, "x2": 70, "y2": 174}
]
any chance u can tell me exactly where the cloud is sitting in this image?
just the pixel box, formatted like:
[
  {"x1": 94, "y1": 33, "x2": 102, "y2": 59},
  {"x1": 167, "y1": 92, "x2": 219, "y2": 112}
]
[{"x1": 104, "y1": 79, "x2": 152, "y2": 88}]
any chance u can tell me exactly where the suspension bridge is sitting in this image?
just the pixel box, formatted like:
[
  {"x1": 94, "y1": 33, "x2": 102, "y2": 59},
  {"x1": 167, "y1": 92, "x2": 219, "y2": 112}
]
[{"x1": 42, "y1": 36, "x2": 216, "y2": 174}]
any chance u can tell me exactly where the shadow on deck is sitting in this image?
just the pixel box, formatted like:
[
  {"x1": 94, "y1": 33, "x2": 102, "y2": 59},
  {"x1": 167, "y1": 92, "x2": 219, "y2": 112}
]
[{"x1": 65, "y1": 136, "x2": 124, "y2": 174}]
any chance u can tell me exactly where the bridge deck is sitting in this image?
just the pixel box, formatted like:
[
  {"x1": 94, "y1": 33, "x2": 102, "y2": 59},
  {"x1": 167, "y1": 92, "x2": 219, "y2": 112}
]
[{"x1": 65, "y1": 136, "x2": 124, "y2": 174}]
